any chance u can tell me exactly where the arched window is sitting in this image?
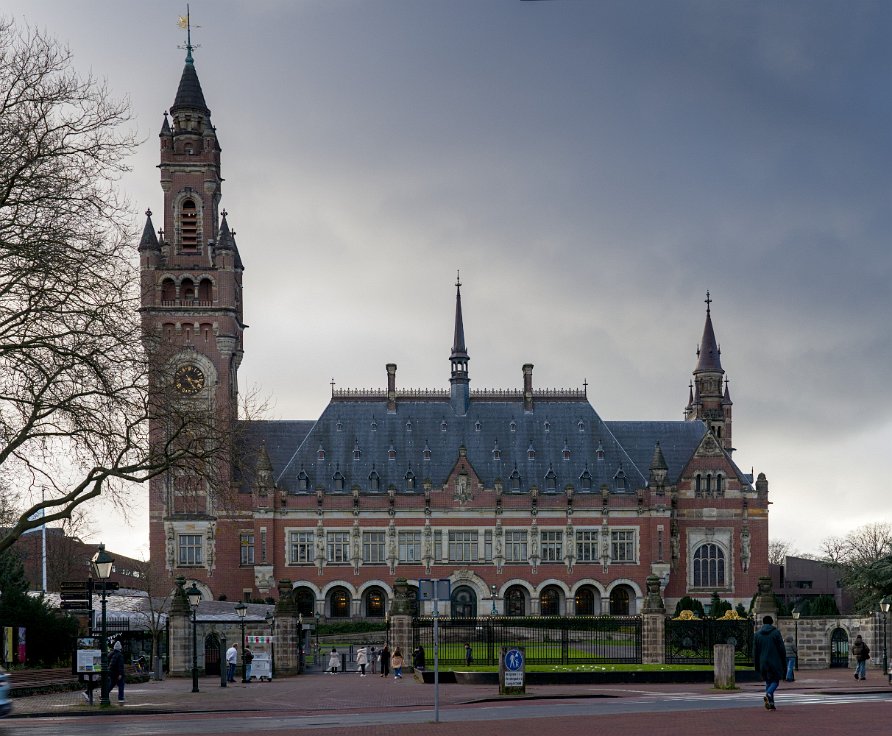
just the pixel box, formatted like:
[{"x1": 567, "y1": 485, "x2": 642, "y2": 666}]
[
  {"x1": 609, "y1": 586, "x2": 631, "y2": 616},
  {"x1": 450, "y1": 586, "x2": 477, "y2": 619},
  {"x1": 365, "y1": 587, "x2": 386, "y2": 617},
  {"x1": 705, "y1": 474, "x2": 712, "y2": 494},
  {"x1": 505, "y1": 586, "x2": 526, "y2": 616},
  {"x1": 574, "y1": 587, "x2": 596, "y2": 616},
  {"x1": 715, "y1": 474, "x2": 724, "y2": 496},
  {"x1": 294, "y1": 586, "x2": 315, "y2": 616},
  {"x1": 180, "y1": 278, "x2": 195, "y2": 302},
  {"x1": 693, "y1": 543, "x2": 726, "y2": 588},
  {"x1": 197, "y1": 278, "x2": 212, "y2": 302},
  {"x1": 694, "y1": 474, "x2": 702, "y2": 496},
  {"x1": 161, "y1": 278, "x2": 176, "y2": 303},
  {"x1": 180, "y1": 198, "x2": 198, "y2": 246},
  {"x1": 329, "y1": 587, "x2": 351, "y2": 618},
  {"x1": 539, "y1": 586, "x2": 561, "y2": 616}
]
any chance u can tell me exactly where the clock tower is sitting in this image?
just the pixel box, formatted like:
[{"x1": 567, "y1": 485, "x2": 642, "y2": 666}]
[{"x1": 140, "y1": 44, "x2": 245, "y2": 584}]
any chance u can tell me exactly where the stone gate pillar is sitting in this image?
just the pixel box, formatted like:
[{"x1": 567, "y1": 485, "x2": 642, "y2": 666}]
[
  {"x1": 753, "y1": 576, "x2": 778, "y2": 623},
  {"x1": 641, "y1": 574, "x2": 666, "y2": 664},
  {"x1": 168, "y1": 577, "x2": 191, "y2": 677},
  {"x1": 273, "y1": 579, "x2": 300, "y2": 676},
  {"x1": 389, "y1": 577, "x2": 414, "y2": 669}
]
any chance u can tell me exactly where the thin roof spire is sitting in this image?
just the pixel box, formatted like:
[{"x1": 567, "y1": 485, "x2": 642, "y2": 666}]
[{"x1": 177, "y1": 5, "x2": 200, "y2": 64}]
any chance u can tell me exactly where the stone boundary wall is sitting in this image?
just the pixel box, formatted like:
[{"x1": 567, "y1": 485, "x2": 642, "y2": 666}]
[{"x1": 775, "y1": 615, "x2": 885, "y2": 670}]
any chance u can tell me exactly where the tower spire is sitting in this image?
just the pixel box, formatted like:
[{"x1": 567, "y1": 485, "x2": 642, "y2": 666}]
[
  {"x1": 177, "y1": 5, "x2": 199, "y2": 64},
  {"x1": 449, "y1": 274, "x2": 470, "y2": 415}
]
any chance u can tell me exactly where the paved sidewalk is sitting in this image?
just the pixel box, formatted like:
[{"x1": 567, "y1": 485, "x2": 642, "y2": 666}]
[{"x1": 9, "y1": 667, "x2": 890, "y2": 718}]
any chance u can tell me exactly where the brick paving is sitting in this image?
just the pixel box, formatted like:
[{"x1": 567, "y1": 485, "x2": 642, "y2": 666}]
[{"x1": 9, "y1": 667, "x2": 890, "y2": 719}]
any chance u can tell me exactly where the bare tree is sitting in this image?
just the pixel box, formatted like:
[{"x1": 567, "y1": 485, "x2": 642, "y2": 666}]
[
  {"x1": 768, "y1": 539, "x2": 798, "y2": 567},
  {"x1": 130, "y1": 558, "x2": 174, "y2": 670},
  {"x1": 820, "y1": 523, "x2": 892, "y2": 612},
  {"x1": 0, "y1": 19, "x2": 230, "y2": 553}
]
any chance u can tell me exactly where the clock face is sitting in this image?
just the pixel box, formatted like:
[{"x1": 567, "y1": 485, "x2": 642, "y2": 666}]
[{"x1": 174, "y1": 364, "x2": 205, "y2": 395}]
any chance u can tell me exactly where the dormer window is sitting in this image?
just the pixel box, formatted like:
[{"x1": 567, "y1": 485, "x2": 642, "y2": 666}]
[
  {"x1": 596, "y1": 442, "x2": 604, "y2": 460},
  {"x1": 336, "y1": 421, "x2": 343, "y2": 432},
  {"x1": 475, "y1": 421, "x2": 481, "y2": 432},
  {"x1": 353, "y1": 447, "x2": 362, "y2": 461},
  {"x1": 562, "y1": 443, "x2": 571, "y2": 461},
  {"x1": 441, "y1": 420, "x2": 448, "y2": 432},
  {"x1": 492, "y1": 443, "x2": 501, "y2": 461},
  {"x1": 510, "y1": 468, "x2": 522, "y2": 492},
  {"x1": 527, "y1": 444, "x2": 536, "y2": 460},
  {"x1": 614, "y1": 468, "x2": 627, "y2": 492},
  {"x1": 370, "y1": 420, "x2": 377, "y2": 431},
  {"x1": 388, "y1": 446, "x2": 396, "y2": 461},
  {"x1": 369, "y1": 471, "x2": 380, "y2": 492},
  {"x1": 333, "y1": 471, "x2": 345, "y2": 492},
  {"x1": 423, "y1": 445, "x2": 431, "y2": 461},
  {"x1": 509, "y1": 421, "x2": 517, "y2": 432},
  {"x1": 297, "y1": 470, "x2": 310, "y2": 492},
  {"x1": 578, "y1": 420, "x2": 585, "y2": 433},
  {"x1": 545, "y1": 467, "x2": 557, "y2": 491},
  {"x1": 317, "y1": 446, "x2": 325, "y2": 461},
  {"x1": 405, "y1": 470, "x2": 416, "y2": 491},
  {"x1": 544, "y1": 421, "x2": 551, "y2": 432},
  {"x1": 405, "y1": 420, "x2": 412, "y2": 432},
  {"x1": 580, "y1": 469, "x2": 593, "y2": 491}
]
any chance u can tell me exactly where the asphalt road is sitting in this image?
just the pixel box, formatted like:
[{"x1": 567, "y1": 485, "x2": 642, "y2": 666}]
[{"x1": 5, "y1": 690, "x2": 892, "y2": 736}]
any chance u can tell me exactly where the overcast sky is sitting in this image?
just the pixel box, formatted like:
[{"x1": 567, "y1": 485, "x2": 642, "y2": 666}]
[{"x1": 7, "y1": 1, "x2": 890, "y2": 561}]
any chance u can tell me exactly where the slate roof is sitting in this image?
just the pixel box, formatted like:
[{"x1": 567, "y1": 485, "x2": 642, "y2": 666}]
[
  {"x1": 171, "y1": 60, "x2": 210, "y2": 115},
  {"x1": 239, "y1": 397, "x2": 712, "y2": 495}
]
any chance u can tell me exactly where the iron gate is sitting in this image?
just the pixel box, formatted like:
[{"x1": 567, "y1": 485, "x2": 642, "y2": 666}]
[
  {"x1": 412, "y1": 616, "x2": 642, "y2": 666},
  {"x1": 665, "y1": 617, "x2": 754, "y2": 665},
  {"x1": 830, "y1": 628, "x2": 849, "y2": 668}
]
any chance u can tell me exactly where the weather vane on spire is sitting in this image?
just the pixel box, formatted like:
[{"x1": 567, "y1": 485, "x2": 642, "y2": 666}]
[
  {"x1": 177, "y1": 5, "x2": 201, "y2": 63},
  {"x1": 456, "y1": 269, "x2": 461, "y2": 288},
  {"x1": 705, "y1": 290, "x2": 712, "y2": 313}
]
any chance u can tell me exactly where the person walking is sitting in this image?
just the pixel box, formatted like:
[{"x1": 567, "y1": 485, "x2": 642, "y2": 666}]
[
  {"x1": 379, "y1": 643, "x2": 390, "y2": 678},
  {"x1": 356, "y1": 646, "x2": 368, "y2": 677},
  {"x1": 327, "y1": 647, "x2": 340, "y2": 674},
  {"x1": 852, "y1": 634, "x2": 871, "y2": 680},
  {"x1": 108, "y1": 641, "x2": 126, "y2": 703},
  {"x1": 369, "y1": 646, "x2": 377, "y2": 675},
  {"x1": 391, "y1": 647, "x2": 404, "y2": 679},
  {"x1": 226, "y1": 642, "x2": 238, "y2": 683},
  {"x1": 784, "y1": 635, "x2": 797, "y2": 682},
  {"x1": 244, "y1": 645, "x2": 254, "y2": 682},
  {"x1": 464, "y1": 642, "x2": 473, "y2": 666},
  {"x1": 413, "y1": 645, "x2": 425, "y2": 671},
  {"x1": 753, "y1": 615, "x2": 786, "y2": 710}
]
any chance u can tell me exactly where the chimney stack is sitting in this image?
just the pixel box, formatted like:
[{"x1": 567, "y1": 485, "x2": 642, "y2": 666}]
[
  {"x1": 386, "y1": 363, "x2": 397, "y2": 413},
  {"x1": 523, "y1": 363, "x2": 534, "y2": 413}
]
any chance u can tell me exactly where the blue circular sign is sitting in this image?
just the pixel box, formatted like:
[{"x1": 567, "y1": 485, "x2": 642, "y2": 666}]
[{"x1": 504, "y1": 648, "x2": 524, "y2": 671}]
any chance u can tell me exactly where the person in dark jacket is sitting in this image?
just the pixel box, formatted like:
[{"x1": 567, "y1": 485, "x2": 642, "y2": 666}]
[
  {"x1": 852, "y1": 634, "x2": 870, "y2": 680},
  {"x1": 108, "y1": 641, "x2": 126, "y2": 703},
  {"x1": 413, "y1": 645, "x2": 425, "y2": 671},
  {"x1": 753, "y1": 615, "x2": 786, "y2": 710},
  {"x1": 379, "y1": 643, "x2": 390, "y2": 678},
  {"x1": 784, "y1": 635, "x2": 798, "y2": 682}
]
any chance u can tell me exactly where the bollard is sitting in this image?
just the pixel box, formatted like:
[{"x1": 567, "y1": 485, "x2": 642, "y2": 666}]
[
  {"x1": 713, "y1": 643, "x2": 736, "y2": 689},
  {"x1": 220, "y1": 636, "x2": 227, "y2": 687},
  {"x1": 154, "y1": 656, "x2": 164, "y2": 681},
  {"x1": 341, "y1": 652, "x2": 347, "y2": 673}
]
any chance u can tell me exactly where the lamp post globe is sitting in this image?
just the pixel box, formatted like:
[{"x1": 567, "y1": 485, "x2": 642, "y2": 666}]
[
  {"x1": 235, "y1": 601, "x2": 248, "y2": 683},
  {"x1": 90, "y1": 544, "x2": 114, "y2": 707},
  {"x1": 186, "y1": 582, "x2": 202, "y2": 693}
]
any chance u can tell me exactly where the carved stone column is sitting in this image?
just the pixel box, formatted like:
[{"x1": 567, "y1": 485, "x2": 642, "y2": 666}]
[
  {"x1": 389, "y1": 578, "x2": 415, "y2": 670},
  {"x1": 640, "y1": 574, "x2": 666, "y2": 665},
  {"x1": 273, "y1": 579, "x2": 300, "y2": 676},
  {"x1": 168, "y1": 576, "x2": 191, "y2": 676}
]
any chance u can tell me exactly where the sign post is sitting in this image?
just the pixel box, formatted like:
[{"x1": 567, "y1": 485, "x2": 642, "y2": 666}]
[
  {"x1": 499, "y1": 646, "x2": 526, "y2": 695},
  {"x1": 418, "y1": 578, "x2": 451, "y2": 724}
]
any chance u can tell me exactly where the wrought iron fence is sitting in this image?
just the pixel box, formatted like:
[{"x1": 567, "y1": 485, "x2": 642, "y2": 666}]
[
  {"x1": 664, "y1": 617, "x2": 754, "y2": 665},
  {"x1": 412, "y1": 616, "x2": 641, "y2": 666}
]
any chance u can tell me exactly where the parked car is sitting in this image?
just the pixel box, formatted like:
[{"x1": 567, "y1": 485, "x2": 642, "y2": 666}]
[{"x1": 0, "y1": 666, "x2": 10, "y2": 717}]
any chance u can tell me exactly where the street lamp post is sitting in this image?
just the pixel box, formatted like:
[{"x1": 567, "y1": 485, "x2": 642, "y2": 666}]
[
  {"x1": 90, "y1": 544, "x2": 114, "y2": 708},
  {"x1": 265, "y1": 609, "x2": 278, "y2": 677},
  {"x1": 792, "y1": 609, "x2": 800, "y2": 672},
  {"x1": 314, "y1": 612, "x2": 320, "y2": 663},
  {"x1": 235, "y1": 601, "x2": 248, "y2": 683},
  {"x1": 880, "y1": 596, "x2": 890, "y2": 685},
  {"x1": 186, "y1": 582, "x2": 202, "y2": 693}
]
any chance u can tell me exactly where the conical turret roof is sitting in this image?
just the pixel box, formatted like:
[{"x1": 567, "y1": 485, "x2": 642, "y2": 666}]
[
  {"x1": 694, "y1": 292, "x2": 723, "y2": 374},
  {"x1": 171, "y1": 60, "x2": 209, "y2": 116},
  {"x1": 138, "y1": 209, "x2": 159, "y2": 250}
]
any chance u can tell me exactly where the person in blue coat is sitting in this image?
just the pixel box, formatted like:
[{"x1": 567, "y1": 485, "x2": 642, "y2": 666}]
[{"x1": 753, "y1": 615, "x2": 787, "y2": 710}]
